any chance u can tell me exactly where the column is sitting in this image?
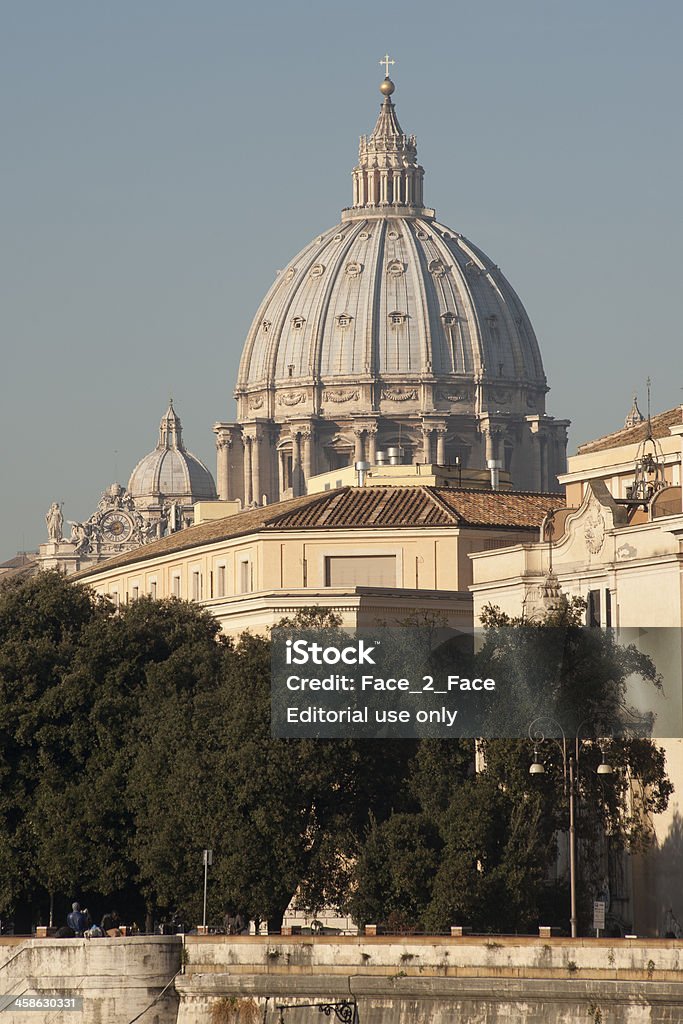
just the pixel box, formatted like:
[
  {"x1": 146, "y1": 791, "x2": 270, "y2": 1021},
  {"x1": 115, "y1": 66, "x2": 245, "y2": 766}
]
[
  {"x1": 422, "y1": 427, "x2": 432, "y2": 464},
  {"x1": 293, "y1": 433, "x2": 303, "y2": 497},
  {"x1": 243, "y1": 437, "x2": 253, "y2": 507},
  {"x1": 302, "y1": 429, "x2": 313, "y2": 486},
  {"x1": 251, "y1": 432, "x2": 261, "y2": 506},
  {"x1": 367, "y1": 428, "x2": 378, "y2": 465},
  {"x1": 436, "y1": 429, "x2": 446, "y2": 465},
  {"x1": 354, "y1": 430, "x2": 364, "y2": 463},
  {"x1": 215, "y1": 434, "x2": 232, "y2": 501}
]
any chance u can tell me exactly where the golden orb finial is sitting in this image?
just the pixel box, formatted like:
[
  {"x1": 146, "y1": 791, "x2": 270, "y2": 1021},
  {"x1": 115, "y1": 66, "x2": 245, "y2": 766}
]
[{"x1": 380, "y1": 77, "x2": 395, "y2": 96}]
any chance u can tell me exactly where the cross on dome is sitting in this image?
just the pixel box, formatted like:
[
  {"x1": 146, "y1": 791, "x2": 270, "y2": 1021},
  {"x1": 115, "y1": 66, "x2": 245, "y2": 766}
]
[{"x1": 379, "y1": 54, "x2": 395, "y2": 77}]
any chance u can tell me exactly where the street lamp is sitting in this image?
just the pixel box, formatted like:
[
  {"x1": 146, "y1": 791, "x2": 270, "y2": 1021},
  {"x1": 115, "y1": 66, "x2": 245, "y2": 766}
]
[{"x1": 528, "y1": 717, "x2": 613, "y2": 938}]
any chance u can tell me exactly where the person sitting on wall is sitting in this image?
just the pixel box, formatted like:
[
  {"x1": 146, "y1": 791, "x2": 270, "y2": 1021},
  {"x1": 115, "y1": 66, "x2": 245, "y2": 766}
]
[
  {"x1": 66, "y1": 902, "x2": 88, "y2": 937},
  {"x1": 101, "y1": 910, "x2": 122, "y2": 937}
]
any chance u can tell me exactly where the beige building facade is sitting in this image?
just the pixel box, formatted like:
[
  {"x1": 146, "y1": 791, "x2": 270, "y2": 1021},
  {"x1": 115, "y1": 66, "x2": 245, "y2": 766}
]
[
  {"x1": 470, "y1": 406, "x2": 683, "y2": 938},
  {"x1": 74, "y1": 484, "x2": 562, "y2": 637}
]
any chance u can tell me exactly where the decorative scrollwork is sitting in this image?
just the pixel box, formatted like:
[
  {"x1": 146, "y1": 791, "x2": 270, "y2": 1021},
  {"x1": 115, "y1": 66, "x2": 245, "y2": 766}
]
[
  {"x1": 323, "y1": 388, "x2": 359, "y2": 404},
  {"x1": 381, "y1": 387, "x2": 417, "y2": 402},
  {"x1": 277, "y1": 392, "x2": 306, "y2": 407}
]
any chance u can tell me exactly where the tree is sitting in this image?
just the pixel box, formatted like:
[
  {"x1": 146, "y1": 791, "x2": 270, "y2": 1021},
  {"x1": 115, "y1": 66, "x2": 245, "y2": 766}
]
[{"x1": 350, "y1": 599, "x2": 672, "y2": 934}]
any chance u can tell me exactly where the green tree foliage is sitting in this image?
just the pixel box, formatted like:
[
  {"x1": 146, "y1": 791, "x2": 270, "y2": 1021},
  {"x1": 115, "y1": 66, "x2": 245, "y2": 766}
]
[{"x1": 350, "y1": 601, "x2": 672, "y2": 934}]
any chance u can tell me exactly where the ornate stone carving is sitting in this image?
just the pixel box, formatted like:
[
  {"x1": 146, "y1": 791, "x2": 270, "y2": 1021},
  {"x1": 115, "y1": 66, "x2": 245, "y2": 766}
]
[
  {"x1": 277, "y1": 392, "x2": 306, "y2": 407},
  {"x1": 584, "y1": 499, "x2": 606, "y2": 555},
  {"x1": 323, "y1": 388, "x2": 359, "y2": 404},
  {"x1": 491, "y1": 389, "x2": 512, "y2": 404},
  {"x1": 285, "y1": 267, "x2": 297, "y2": 283},
  {"x1": 248, "y1": 395, "x2": 265, "y2": 410},
  {"x1": 381, "y1": 387, "x2": 418, "y2": 402},
  {"x1": 437, "y1": 390, "x2": 467, "y2": 402},
  {"x1": 616, "y1": 542, "x2": 637, "y2": 561},
  {"x1": 45, "y1": 502, "x2": 63, "y2": 543},
  {"x1": 309, "y1": 263, "x2": 325, "y2": 278}
]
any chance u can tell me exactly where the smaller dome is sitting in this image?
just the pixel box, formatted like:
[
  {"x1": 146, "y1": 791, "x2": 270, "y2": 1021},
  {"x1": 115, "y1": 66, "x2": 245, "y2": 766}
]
[{"x1": 127, "y1": 401, "x2": 217, "y2": 504}]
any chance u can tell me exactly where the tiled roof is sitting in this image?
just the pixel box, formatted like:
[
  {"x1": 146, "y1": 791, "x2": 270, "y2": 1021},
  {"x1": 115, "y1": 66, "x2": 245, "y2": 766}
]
[
  {"x1": 73, "y1": 486, "x2": 565, "y2": 580},
  {"x1": 577, "y1": 407, "x2": 682, "y2": 455},
  {"x1": 430, "y1": 488, "x2": 564, "y2": 527}
]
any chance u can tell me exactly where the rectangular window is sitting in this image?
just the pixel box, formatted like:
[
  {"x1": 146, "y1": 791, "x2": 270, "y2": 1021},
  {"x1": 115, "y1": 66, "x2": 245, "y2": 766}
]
[
  {"x1": 217, "y1": 565, "x2": 226, "y2": 597},
  {"x1": 131, "y1": 585, "x2": 139, "y2": 601},
  {"x1": 111, "y1": 591, "x2": 119, "y2": 608},
  {"x1": 172, "y1": 575, "x2": 181, "y2": 598},
  {"x1": 587, "y1": 589, "x2": 601, "y2": 628},
  {"x1": 192, "y1": 572, "x2": 201, "y2": 601},
  {"x1": 240, "y1": 560, "x2": 253, "y2": 594},
  {"x1": 325, "y1": 555, "x2": 397, "y2": 588},
  {"x1": 605, "y1": 589, "x2": 612, "y2": 628},
  {"x1": 149, "y1": 581, "x2": 157, "y2": 599}
]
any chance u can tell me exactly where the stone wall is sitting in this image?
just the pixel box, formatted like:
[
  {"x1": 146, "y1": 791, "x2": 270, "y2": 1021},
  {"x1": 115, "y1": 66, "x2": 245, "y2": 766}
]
[
  {"x1": 177, "y1": 935, "x2": 683, "y2": 1024},
  {"x1": 0, "y1": 935, "x2": 181, "y2": 1024}
]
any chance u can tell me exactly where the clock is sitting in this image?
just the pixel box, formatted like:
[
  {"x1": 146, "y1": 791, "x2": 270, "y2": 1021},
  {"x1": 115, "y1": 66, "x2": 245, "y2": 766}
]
[{"x1": 100, "y1": 510, "x2": 133, "y2": 543}]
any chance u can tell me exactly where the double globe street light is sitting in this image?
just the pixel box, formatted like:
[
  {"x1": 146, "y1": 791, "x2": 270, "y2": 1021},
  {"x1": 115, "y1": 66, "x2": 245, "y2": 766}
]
[{"x1": 528, "y1": 717, "x2": 613, "y2": 938}]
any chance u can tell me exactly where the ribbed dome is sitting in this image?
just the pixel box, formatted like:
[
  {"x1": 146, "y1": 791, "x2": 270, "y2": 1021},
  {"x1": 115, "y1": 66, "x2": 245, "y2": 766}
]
[
  {"x1": 216, "y1": 70, "x2": 568, "y2": 504},
  {"x1": 128, "y1": 402, "x2": 216, "y2": 503},
  {"x1": 237, "y1": 216, "x2": 545, "y2": 392}
]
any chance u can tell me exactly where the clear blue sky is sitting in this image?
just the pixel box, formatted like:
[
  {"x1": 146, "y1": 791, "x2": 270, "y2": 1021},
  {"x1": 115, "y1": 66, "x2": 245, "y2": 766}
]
[{"x1": 2, "y1": 0, "x2": 681, "y2": 557}]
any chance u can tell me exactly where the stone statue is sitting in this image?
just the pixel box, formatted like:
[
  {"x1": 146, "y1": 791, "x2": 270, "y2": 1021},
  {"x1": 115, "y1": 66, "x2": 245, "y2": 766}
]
[
  {"x1": 69, "y1": 521, "x2": 92, "y2": 558},
  {"x1": 45, "y1": 503, "x2": 63, "y2": 543}
]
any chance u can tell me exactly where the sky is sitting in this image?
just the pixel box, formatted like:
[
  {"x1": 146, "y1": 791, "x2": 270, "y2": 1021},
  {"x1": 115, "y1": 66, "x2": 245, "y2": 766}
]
[{"x1": 2, "y1": 0, "x2": 682, "y2": 558}]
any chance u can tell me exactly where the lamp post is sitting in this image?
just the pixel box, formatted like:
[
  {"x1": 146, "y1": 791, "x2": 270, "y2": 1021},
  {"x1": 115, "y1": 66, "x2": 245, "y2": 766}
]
[{"x1": 528, "y1": 717, "x2": 613, "y2": 938}]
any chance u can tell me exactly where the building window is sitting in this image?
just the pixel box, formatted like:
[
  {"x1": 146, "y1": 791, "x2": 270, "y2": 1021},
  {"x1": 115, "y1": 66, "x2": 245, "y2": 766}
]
[
  {"x1": 336, "y1": 313, "x2": 353, "y2": 328},
  {"x1": 110, "y1": 591, "x2": 119, "y2": 608},
  {"x1": 240, "y1": 560, "x2": 253, "y2": 594},
  {"x1": 325, "y1": 555, "x2": 397, "y2": 588},
  {"x1": 388, "y1": 311, "x2": 407, "y2": 328},
  {"x1": 149, "y1": 581, "x2": 157, "y2": 599},
  {"x1": 217, "y1": 565, "x2": 226, "y2": 598},
  {"x1": 605, "y1": 589, "x2": 612, "y2": 628},
  {"x1": 291, "y1": 317, "x2": 305, "y2": 331},
  {"x1": 131, "y1": 585, "x2": 139, "y2": 601},
  {"x1": 172, "y1": 575, "x2": 181, "y2": 598},
  {"x1": 587, "y1": 589, "x2": 601, "y2": 628},
  {"x1": 192, "y1": 572, "x2": 201, "y2": 601}
]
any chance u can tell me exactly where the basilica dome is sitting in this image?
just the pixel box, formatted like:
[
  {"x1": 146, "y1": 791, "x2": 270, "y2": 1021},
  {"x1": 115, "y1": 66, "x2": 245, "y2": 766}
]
[
  {"x1": 128, "y1": 401, "x2": 217, "y2": 505},
  {"x1": 217, "y1": 72, "x2": 568, "y2": 504}
]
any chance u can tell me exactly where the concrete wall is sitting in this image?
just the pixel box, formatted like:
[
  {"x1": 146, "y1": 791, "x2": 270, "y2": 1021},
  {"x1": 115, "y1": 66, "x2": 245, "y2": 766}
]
[
  {"x1": 177, "y1": 935, "x2": 683, "y2": 1023},
  {"x1": 0, "y1": 936, "x2": 181, "y2": 1024}
]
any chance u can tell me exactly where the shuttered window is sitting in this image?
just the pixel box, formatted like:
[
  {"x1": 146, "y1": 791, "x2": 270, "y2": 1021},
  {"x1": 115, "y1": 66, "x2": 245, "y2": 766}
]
[{"x1": 325, "y1": 555, "x2": 396, "y2": 588}]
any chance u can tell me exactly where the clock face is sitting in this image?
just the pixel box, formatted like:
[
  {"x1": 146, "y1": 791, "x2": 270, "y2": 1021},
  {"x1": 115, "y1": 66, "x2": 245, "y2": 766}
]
[{"x1": 100, "y1": 511, "x2": 133, "y2": 543}]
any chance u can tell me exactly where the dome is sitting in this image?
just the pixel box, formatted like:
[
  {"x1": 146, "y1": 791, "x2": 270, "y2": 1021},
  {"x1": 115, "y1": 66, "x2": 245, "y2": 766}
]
[
  {"x1": 217, "y1": 68, "x2": 568, "y2": 504},
  {"x1": 128, "y1": 401, "x2": 217, "y2": 503},
  {"x1": 237, "y1": 216, "x2": 545, "y2": 396}
]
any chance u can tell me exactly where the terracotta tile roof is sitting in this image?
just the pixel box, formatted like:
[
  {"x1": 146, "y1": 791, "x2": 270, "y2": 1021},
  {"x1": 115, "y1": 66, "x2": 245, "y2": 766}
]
[
  {"x1": 430, "y1": 488, "x2": 565, "y2": 527},
  {"x1": 73, "y1": 486, "x2": 565, "y2": 580},
  {"x1": 577, "y1": 407, "x2": 682, "y2": 455}
]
